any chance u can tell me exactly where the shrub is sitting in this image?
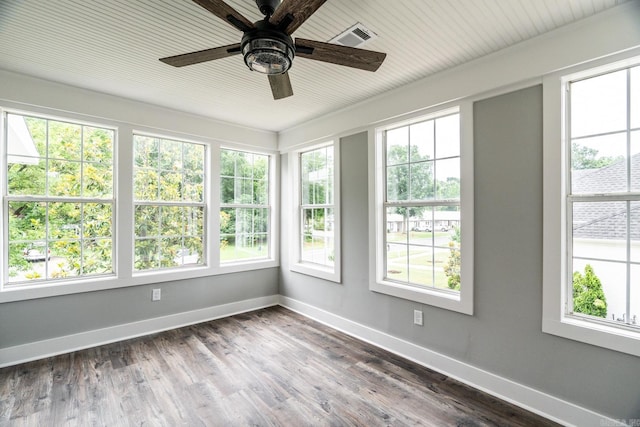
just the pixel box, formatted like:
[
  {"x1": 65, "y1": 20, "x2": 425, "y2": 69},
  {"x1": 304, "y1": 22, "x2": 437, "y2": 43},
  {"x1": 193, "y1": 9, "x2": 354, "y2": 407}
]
[{"x1": 572, "y1": 264, "x2": 607, "y2": 318}]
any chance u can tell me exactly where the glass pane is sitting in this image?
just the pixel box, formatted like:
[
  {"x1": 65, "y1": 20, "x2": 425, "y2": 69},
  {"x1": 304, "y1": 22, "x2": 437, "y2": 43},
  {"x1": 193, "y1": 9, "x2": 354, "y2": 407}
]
[
  {"x1": 135, "y1": 205, "x2": 159, "y2": 237},
  {"x1": 435, "y1": 205, "x2": 461, "y2": 236},
  {"x1": 410, "y1": 161, "x2": 434, "y2": 201},
  {"x1": 386, "y1": 127, "x2": 408, "y2": 166},
  {"x1": 82, "y1": 239, "x2": 113, "y2": 275},
  {"x1": 184, "y1": 171, "x2": 204, "y2": 202},
  {"x1": 386, "y1": 207, "x2": 407, "y2": 243},
  {"x1": 386, "y1": 243, "x2": 407, "y2": 282},
  {"x1": 84, "y1": 203, "x2": 112, "y2": 238},
  {"x1": 387, "y1": 164, "x2": 408, "y2": 201},
  {"x1": 408, "y1": 245, "x2": 433, "y2": 287},
  {"x1": 159, "y1": 139, "x2": 182, "y2": 170},
  {"x1": 9, "y1": 201, "x2": 46, "y2": 240},
  {"x1": 571, "y1": 259, "x2": 623, "y2": 322},
  {"x1": 7, "y1": 241, "x2": 36, "y2": 283},
  {"x1": 159, "y1": 171, "x2": 182, "y2": 201},
  {"x1": 83, "y1": 162, "x2": 113, "y2": 198},
  {"x1": 435, "y1": 114, "x2": 460, "y2": 159},
  {"x1": 631, "y1": 265, "x2": 639, "y2": 326},
  {"x1": 160, "y1": 206, "x2": 183, "y2": 236},
  {"x1": 632, "y1": 66, "x2": 640, "y2": 129},
  {"x1": 48, "y1": 202, "x2": 81, "y2": 239},
  {"x1": 134, "y1": 168, "x2": 158, "y2": 201},
  {"x1": 632, "y1": 130, "x2": 640, "y2": 192},
  {"x1": 571, "y1": 69, "x2": 627, "y2": 138},
  {"x1": 183, "y1": 143, "x2": 204, "y2": 172},
  {"x1": 49, "y1": 160, "x2": 81, "y2": 197},
  {"x1": 631, "y1": 201, "x2": 640, "y2": 263},
  {"x1": 160, "y1": 238, "x2": 182, "y2": 268},
  {"x1": 442, "y1": 226, "x2": 461, "y2": 291},
  {"x1": 253, "y1": 154, "x2": 268, "y2": 181},
  {"x1": 134, "y1": 136, "x2": 158, "y2": 168},
  {"x1": 135, "y1": 239, "x2": 158, "y2": 270},
  {"x1": 572, "y1": 201, "x2": 627, "y2": 262},
  {"x1": 409, "y1": 208, "x2": 433, "y2": 244},
  {"x1": 7, "y1": 161, "x2": 46, "y2": 196},
  {"x1": 7, "y1": 114, "x2": 43, "y2": 165},
  {"x1": 220, "y1": 150, "x2": 236, "y2": 177},
  {"x1": 220, "y1": 177, "x2": 235, "y2": 204},
  {"x1": 48, "y1": 120, "x2": 81, "y2": 160},
  {"x1": 571, "y1": 133, "x2": 626, "y2": 194},
  {"x1": 50, "y1": 240, "x2": 81, "y2": 279},
  {"x1": 436, "y1": 158, "x2": 460, "y2": 200},
  {"x1": 240, "y1": 152, "x2": 254, "y2": 179},
  {"x1": 410, "y1": 120, "x2": 434, "y2": 162},
  {"x1": 184, "y1": 206, "x2": 204, "y2": 237},
  {"x1": 83, "y1": 127, "x2": 113, "y2": 163},
  {"x1": 254, "y1": 178, "x2": 268, "y2": 205}
]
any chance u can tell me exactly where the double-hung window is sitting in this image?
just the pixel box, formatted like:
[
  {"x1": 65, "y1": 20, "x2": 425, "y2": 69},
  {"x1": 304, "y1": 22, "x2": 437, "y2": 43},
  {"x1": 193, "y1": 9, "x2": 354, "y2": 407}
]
[
  {"x1": 133, "y1": 134, "x2": 206, "y2": 271},
  {"x1": 4, "y1": 112, "x2": 115, "y2": 285},
  {"x1": 290, "y1": 141, "x2": 341, "y2": 282},
  {"x1": 371, "y1": 105, "x2": 473, "y2": 314},
  {"x1": 543, "y1": 55, "x2": 640, "y2": 356},
  {"x1": 220, "y1": 148, "x2": 271, "y2": 263}
]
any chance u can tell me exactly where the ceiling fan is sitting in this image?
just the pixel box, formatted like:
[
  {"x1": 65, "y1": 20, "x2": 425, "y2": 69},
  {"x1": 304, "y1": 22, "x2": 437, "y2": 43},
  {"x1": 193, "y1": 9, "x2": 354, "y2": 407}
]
[{"x1": 159, "y1": 0, "x2": 387, "y2": 100}]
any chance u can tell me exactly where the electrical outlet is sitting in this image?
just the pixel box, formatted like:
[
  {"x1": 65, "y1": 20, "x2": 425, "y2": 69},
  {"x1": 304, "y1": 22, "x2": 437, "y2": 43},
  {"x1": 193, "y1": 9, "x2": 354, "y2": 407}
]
[
  {"x1": 152, "y1": 288, "x2": 161, "y2": 301},
  {"x1": 413, "y1": 309, "x2": 423, "y2": 326}
]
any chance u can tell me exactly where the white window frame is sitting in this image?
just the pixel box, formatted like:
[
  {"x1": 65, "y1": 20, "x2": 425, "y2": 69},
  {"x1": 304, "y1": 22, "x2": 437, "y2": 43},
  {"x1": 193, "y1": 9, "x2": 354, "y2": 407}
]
[
  {"x1": 0, "y1": 104, "x2": 279, "y2": 303},
  {"x1": 217, "y1": 145, "x2": 279, "y2": 273},
  {"x1": 289, "y1": 140, "x2": 341, "y2": 282},
  {"x1": 132, "y1": 133, "x2": 207, "y2": 273},
  {"x1": 542, "y1": 52, "x2": 640, "y2": 357},
  {"x1": 369, "y1": 103, "x2": 474, "y2": 315}
]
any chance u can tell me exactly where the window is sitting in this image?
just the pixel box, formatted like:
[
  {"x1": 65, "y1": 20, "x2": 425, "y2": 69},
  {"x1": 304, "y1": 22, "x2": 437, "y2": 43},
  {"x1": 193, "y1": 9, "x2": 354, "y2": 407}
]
[
  {"x1": 4, "y1": 112, "x2": 115, "y2": 285},
  {"x1": 543, "y1": 55, "x2": 640, "y2": 356},
  {"x1": 220, "y1": 148, "x2": 270, "y2": 263},
  {"x1": 290, "y1": 141, "x2": 341, "y2": 282},
  {"x1": 133, "y1": 134, "x2": 205, "y2": 271},
  {"x1": 371, "y1": 105, "x2": 473, "y2": 314}
]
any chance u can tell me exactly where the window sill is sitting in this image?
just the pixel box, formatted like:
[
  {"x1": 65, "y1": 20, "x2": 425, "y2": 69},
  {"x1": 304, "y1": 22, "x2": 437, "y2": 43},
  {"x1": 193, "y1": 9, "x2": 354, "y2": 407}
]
[
  {"x1": 542, "y1": 316, "x2": 640, "y2": 357},
  {"x1": 290, "y1": 262, "x2": 340, "y2": 283},
  {"x1": 0, "y1": 260, "x2": 279, "y2": 304},
  {"x1": 370, "y1": 279, "x2": 473, "y2": 315}
]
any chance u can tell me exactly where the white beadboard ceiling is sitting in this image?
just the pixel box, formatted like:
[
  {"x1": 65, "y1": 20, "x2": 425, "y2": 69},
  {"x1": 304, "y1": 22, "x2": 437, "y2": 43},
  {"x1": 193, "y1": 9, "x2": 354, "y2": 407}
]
[{"x1": 0, "y1": 0, "x2": 629, "y2": 132}]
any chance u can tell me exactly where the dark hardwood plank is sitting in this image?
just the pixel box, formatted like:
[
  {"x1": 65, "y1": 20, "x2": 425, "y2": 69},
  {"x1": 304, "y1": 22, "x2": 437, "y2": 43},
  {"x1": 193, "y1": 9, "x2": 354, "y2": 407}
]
[{"x1": 0, "y1": 306, "x2": 559, "y2": 426}]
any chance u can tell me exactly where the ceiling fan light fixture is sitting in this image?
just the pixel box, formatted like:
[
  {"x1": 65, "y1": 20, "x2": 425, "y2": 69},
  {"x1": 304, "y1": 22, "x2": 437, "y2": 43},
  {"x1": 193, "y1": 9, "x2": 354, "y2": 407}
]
[{"x1": 242, "y1": 38, "x2": 294, "y2": 74}]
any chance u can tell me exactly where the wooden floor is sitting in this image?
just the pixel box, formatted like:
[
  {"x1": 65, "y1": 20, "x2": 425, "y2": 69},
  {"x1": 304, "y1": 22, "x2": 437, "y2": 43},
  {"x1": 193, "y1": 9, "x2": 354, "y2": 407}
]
[{"x1": 0, "y1": 306, "x2": 559, "y2": 426}]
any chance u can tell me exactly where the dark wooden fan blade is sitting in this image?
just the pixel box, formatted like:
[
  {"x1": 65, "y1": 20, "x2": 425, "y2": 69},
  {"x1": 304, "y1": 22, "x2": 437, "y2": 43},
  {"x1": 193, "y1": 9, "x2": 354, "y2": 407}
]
[
  {"x1": 192, "y1": 0, "x2": 254, "y2": 32},
  {"x1": 269, "y1": 0, "x2": 327, "y2": 34},
  {"x1": 159, "y1": 43, "x2": 241, "y2": 67},
  {"x1": 295, "y1": 38, "x2": 386, "y2": 72},
  {"x1": 268, "y1": 73, "x2": 293, "y2": 100}
]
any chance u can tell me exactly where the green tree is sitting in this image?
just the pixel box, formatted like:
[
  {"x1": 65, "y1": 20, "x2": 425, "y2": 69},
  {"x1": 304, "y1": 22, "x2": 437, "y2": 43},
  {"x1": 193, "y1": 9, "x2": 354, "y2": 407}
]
[
  {"x1": 386, "y1": 144, "x2": 433, "y2": 232},
  {"x1": 571, "y1": 143, "x2": 623, "y2": 170},
  {"x1": 572, "y1": 264, "x2": 607, "y2": 318}
]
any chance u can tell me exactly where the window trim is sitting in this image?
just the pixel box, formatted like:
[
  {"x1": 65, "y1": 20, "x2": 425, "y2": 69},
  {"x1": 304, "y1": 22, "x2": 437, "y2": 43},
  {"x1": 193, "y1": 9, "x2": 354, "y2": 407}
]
[
  {"x1": 289, "y1": 140, "x2": 341, "y2": 283},
  {"x1": 0, "y1": 105, "x2": 279, "y2": 304},
  {"x1": 542, "y1": 52, "x2": 640, "y2": 357},
  {"x1": 131, "y1": 133, "x2": 208, "y2": 273},
  {"x1": 369, "y1": 103, "x2": 474, "y2": 315}
]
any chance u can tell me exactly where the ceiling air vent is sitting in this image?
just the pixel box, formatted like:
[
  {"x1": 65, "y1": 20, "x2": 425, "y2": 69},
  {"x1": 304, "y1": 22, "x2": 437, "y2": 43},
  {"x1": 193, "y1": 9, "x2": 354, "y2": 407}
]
[{"x1": 329, "y1": 22, "x2": 378, "y2": 48}]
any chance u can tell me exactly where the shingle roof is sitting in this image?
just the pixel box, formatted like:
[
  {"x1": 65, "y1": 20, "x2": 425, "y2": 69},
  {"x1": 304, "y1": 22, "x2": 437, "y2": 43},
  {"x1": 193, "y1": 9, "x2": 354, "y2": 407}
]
[{"x1": 572, "y1": 153, "x2": 640, "y2": 240}]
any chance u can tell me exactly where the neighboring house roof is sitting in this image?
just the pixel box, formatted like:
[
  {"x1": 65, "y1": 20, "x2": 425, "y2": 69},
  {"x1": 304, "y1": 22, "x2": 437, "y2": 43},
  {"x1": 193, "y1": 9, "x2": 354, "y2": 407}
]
[{"x1": 572, "y1": 153, "x2": 640, "y2": 240}]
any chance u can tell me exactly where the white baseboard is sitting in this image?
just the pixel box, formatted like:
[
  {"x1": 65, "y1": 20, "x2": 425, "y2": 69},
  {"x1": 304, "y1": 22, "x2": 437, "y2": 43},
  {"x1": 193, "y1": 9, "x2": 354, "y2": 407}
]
[
  {"x1": 0, "y1": 295, "x2": 279, "y2": 368},
  {"x1": 278, "y1": 296, "x2": 623, "y2": 427}
]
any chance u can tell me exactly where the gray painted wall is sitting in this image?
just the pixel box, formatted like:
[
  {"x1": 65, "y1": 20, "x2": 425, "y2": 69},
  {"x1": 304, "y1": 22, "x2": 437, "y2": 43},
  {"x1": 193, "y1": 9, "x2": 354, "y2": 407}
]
[
  {"x1": 0, "y1": 268, "x2": 278, "y2": 348},
  {"x1": 279, "y1": 85, "x2": 640, "y2": 419}
]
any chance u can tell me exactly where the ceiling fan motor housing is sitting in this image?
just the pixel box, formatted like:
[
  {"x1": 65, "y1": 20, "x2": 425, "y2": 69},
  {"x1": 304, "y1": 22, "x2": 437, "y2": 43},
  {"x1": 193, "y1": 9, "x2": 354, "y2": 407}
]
[
  {"x1": 241, "y1": 19, "x2": 295, "y2": 75},
  {"x1": 255, "y1": 0, "x2": 281, "y2": 17}
]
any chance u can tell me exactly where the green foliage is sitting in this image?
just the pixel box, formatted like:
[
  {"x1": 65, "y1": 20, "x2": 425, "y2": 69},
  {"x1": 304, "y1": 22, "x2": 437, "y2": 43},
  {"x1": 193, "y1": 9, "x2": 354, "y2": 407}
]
[
  {"x1": 7, "y1": 114, "x2": 115, "y2": 281},
  {"x1": 571, "y1": 143, "x2": 623, "y2": 170},
  {"x1": 443, "y1": 226, "x2": 461, "y2": 291},
  {"x1": 572, "y1": 264, "x2": 607, "y2": 318}
]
